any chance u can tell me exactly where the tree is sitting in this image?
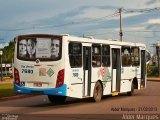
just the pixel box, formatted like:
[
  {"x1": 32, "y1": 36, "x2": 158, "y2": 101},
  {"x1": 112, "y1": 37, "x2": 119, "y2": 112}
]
[{"x1": 2, "y1": 40, "x2": 15, "y2": 63}]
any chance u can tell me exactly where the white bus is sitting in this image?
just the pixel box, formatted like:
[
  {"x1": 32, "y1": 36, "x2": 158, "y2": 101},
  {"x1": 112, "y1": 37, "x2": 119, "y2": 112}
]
[{"x1": 13, "y1": 34, "x2": 150, "y2": 103}]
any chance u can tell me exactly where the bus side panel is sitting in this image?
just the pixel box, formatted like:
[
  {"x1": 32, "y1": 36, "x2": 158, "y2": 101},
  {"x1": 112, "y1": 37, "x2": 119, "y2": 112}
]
[
  {"x1": 67, "y1": 68, "x2": 84, "y2": 98},
  {"x1": 120, "y1": 67, "x2": 134, "y2": 92},
  {"x1": 136, "y1": 66, "x2": 141, "y2": 90},
  {"x1": 91, "y1": 67, "x2": 112, "y2": 97},
  {"x1": 91, "y1": 68, "x2": 100, "y2": 97},
  {"x1": 102, "y1": 67, "x2": 112, "y2": 95}
]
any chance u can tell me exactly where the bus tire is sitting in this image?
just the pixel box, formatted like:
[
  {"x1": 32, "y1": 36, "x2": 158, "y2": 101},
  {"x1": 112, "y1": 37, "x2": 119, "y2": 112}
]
[
  {"x1": 93, "y1": 81, "x2": 103, "y2": 102},
  {"x1": 127, "y1": 83, "x2": 135, "y2": 96},
  {"x1": 48, "y1": 95, "x2": 66, "y2": 104}
]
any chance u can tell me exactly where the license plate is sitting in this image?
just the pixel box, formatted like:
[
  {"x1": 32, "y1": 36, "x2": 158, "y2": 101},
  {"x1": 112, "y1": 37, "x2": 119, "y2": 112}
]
[{"x1": 33, "y1": 82, "x2": 42, "y2": 87}]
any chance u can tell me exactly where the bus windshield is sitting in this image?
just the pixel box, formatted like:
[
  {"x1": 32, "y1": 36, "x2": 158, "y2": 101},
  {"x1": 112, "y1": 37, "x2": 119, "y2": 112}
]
[{"x1": 17, "y1": 35, "x2": 62, "y2": 61}]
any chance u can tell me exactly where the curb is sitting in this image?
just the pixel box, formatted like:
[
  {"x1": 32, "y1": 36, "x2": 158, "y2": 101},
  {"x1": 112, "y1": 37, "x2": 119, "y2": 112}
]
[
  {"x1": 147, "y1": 80, "x2": 160, "y2": 82},
  {"x1": 147, "y1": 78, "x2": 160, "y2": 82}
]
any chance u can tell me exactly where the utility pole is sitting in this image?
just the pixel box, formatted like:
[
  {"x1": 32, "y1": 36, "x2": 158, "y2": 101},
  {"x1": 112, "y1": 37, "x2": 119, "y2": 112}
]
[{"x1": 119, "y1": 8, "x2": 123, "y2": 42}]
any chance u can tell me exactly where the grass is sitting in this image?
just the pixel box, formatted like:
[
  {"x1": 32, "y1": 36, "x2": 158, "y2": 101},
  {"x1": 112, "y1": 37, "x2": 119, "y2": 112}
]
[{"x1": 0, "y1": 83, "x2": 15, "y2": 98}]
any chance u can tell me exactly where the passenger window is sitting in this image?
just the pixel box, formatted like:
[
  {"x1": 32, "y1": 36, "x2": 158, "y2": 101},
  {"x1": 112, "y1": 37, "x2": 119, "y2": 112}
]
[
  {"x1": 102, "y1": 45, "x2": 110, "y2": 67},
  {"x1": 69, "y1": 42, "x2": 82, "y2": 68},
  {"x1": 122, "y1": 46, "x2": 131, "y2": 66},
  {"x1": 92, "y1": 44, "x2": 101, "y2": 67},
  {"x1": 131, "y1": 47, "x2": 140, "y2": 66}
]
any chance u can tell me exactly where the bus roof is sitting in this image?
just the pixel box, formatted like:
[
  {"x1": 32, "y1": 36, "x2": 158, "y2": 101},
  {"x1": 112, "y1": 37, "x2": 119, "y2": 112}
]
[
  {"x1": 63, "y1": 34, "x2": 146, "y2": 48},
  {"x1": 15, "y1": 33, "x2": 146, "y2": 48}
]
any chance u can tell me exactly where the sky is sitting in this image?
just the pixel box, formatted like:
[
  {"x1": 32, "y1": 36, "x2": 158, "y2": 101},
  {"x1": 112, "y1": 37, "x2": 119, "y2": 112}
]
[{"x1": 0, "y1": 0, "x2": 160, "y2": 53}]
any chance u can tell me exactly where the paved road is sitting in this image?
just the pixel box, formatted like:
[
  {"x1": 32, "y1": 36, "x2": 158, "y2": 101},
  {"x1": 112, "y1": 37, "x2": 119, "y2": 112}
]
[{"x1": 0, "y1": 81, "x2": 160, "y2": 120}]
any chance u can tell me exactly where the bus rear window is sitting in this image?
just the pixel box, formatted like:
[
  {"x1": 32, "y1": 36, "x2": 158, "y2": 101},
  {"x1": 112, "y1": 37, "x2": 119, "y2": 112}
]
[{"x1": 17, "y1": 37, "x2": 62, "y2": 61}]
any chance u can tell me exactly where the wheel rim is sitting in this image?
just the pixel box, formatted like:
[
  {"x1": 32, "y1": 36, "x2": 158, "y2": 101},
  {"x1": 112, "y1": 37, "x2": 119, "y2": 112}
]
[{"x1": 95, "y1": 85, "x2": 99, "y2": 97}]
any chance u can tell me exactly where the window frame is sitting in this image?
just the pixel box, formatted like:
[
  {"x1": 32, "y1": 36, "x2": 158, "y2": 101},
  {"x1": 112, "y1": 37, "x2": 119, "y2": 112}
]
[
  {"x1": 92, "y1": 44, "x2": 101, "y2": 67},
  {"x1": 131, "y1": 47, "x2": 140, "y2": 66},
  {"x1": 121, "y1": 46, "x2": 131, "y2": 67},
  {"x1": 102, "y1": 44, "x2": 110, "y2": 67},
  {"x1": 69, "y1": 42, "x2": 82, "y2": 68}
]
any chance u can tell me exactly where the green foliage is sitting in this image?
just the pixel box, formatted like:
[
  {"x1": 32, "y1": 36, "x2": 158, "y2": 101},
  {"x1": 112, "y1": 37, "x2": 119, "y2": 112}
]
[
  {"x1": 147, "y1": 64, "x2": 159, "y2": 77},
  {"x1": 2, "y1": 40, "x2": 15, "y2": 63},
  {"x1": 0, "y1": 83, "x2": 14, "y2": 98}
]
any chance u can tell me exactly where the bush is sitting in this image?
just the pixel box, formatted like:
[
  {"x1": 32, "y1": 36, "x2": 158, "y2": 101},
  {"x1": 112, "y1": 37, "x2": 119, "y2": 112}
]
[
  {"x1": 147, "y1": 64, "x2": 159, "y2": 77},
  {"x1": 0, "y1": 83, "x2": 15, "y2": 98}
]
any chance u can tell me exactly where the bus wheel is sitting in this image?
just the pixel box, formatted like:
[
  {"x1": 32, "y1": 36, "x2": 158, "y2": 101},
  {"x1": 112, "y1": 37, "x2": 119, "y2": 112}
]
[
  {"x1": 93, "y1": 81, "x2": 103, "y2": 102},
  {"x1": 127, "y1": 83, "x2": 135, "y2": 96},
  {"x1": 48, "y1": 95, "x2": 66, "y2": 104}
]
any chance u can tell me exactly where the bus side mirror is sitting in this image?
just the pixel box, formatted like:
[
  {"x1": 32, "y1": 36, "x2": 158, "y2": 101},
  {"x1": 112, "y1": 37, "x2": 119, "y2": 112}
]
[{"x1": 146, "y1": 50, "x2": 151, "y2": 64}]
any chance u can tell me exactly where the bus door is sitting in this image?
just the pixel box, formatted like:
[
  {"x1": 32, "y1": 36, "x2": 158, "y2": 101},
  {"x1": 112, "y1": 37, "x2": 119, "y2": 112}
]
[
  {"x1": 141, "y1": 50, "x2": 146, "y2": 88},
  {"x1": 111, "y1": 48, "x2": 121, "y2": 92},
  {"x1": 83, "y1": 46, "x2": 91, "y2": 97},
  {"x1": 69, "y1": 42, "x2": 83, "y2": 98}
]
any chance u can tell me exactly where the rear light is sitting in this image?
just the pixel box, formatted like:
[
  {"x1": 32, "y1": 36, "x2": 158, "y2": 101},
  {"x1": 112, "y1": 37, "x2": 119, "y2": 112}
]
[
  {"x1": 56, "y1": 69, "x2": 64, "y2": 88},
  {"x1": 14, "y1": 68, "x2": 20, "y2": 86}
]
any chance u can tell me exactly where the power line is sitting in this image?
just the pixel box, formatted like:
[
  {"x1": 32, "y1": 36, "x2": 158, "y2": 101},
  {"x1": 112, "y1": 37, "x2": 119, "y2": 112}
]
[
  {"x1": 0, "y1": 27, "x2": 34, "y2": 32},
  {"x1": 0, "y1": 7, "x2": 160, "y2": 32},
  {"x1": 123, "y1": 7, "x2": 160, "y2": 13},
  {"x1": 0, "y1": 11, "x2": 119, "y2": 32},
  {"x1": 124, "y1": 30, "x2": 160, "y2": 32},
  {"x1": 84, "y1": 31, "x2": 116, "y2": 37},
  {"x1": 84, "y1": 30, "x2": 160, "y2": 38}
]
